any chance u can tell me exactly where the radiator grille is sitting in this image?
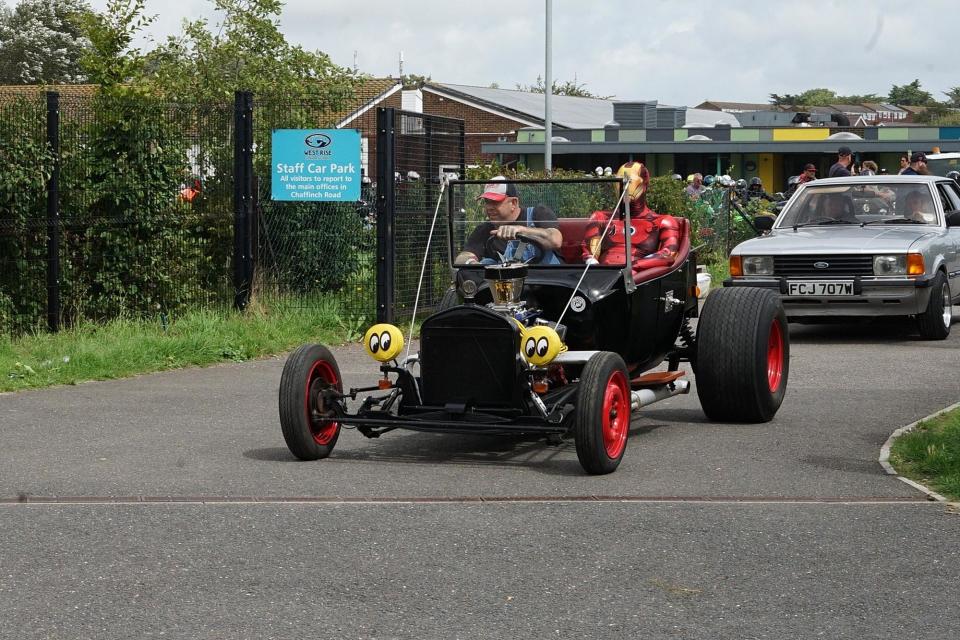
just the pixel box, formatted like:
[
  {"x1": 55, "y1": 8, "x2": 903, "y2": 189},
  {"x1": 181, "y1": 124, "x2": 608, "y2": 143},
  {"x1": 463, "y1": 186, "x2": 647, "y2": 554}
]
[
  {"x1": 420, "y1": 306, "x2": 521, "y2": 408},
  {"x1": 774, "y1": 255, "x2": 873, "y2": 277}
]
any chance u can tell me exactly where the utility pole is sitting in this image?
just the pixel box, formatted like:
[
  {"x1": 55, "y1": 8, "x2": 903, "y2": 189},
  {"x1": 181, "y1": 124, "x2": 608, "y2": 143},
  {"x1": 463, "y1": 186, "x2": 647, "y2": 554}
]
[
  {"x1": 544, "y1": 0, "x2": 553, "y2": 172},
  {"x1": 399, "y1": 51, "x2": 404, "y2": 78}
]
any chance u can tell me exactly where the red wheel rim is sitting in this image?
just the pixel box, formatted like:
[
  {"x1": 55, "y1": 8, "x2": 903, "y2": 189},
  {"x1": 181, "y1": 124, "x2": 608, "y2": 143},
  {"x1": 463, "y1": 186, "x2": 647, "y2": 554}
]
[
  {"x1": 304, "y1": 360, "x2": 340, "y2": 445},
  {"x1": 602, "y1": 370, "x2": 629, "y2": 459},
  {"x1": 766, "y1": 319, "x2": 784, "y2": 393}
]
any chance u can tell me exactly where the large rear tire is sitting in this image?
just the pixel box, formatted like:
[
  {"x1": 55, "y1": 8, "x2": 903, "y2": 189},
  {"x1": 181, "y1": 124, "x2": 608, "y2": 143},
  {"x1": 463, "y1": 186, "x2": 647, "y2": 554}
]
[
  {"x1": 696, "y1": 287, "x2": 788, "y2": 423},
  {"x1": 917, "y1": 272, "x2": 951, "y2": 340},
  {"x1": 279, "y1": 344, "x2": 343, "y2": 460},
  {"x1": 574, "y1": 352, "x2": 631, "y2": 475}
]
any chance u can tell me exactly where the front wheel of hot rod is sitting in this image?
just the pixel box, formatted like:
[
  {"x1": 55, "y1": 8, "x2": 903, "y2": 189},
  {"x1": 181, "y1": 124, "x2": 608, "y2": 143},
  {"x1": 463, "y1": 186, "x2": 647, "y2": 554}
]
[
  {"x1": 696, "y1": 287, "x2": 788, "y2": 423},
  {"x1": 575, "y1": 352, "x2": 631, "y2": 475},
  {"x1": 279, "y1": 344, "x2": 344, "y2": 460}
]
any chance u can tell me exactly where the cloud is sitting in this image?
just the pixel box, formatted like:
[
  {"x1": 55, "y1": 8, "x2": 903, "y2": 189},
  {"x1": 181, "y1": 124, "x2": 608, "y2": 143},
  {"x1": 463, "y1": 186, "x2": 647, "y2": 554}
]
[{"x1": 83, "y1": 0, "x2": 959, "y2": 104}]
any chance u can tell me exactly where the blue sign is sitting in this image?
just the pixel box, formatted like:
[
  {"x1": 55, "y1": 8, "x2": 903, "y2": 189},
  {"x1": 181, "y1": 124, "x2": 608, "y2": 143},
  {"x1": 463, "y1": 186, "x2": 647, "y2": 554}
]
[{"x1": 271, "y1": 129, "x2": 361, "y2": 201}]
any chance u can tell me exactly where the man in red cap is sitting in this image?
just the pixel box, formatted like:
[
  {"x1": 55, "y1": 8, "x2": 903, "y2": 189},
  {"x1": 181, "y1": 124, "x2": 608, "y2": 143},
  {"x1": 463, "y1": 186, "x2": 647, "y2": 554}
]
[{"x1": 455, "y1": 176, "x2": 562, "y2": 264}]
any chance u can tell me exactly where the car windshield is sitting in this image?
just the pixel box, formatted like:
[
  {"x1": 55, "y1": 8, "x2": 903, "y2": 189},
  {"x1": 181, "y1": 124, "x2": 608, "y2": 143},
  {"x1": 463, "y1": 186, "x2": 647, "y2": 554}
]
[
  {"x1": 778, "y1": 182, "x2": 938, "y2": 227},
  {"x1": 448, "y1": 179, "x2": 627, "y2": 268}
]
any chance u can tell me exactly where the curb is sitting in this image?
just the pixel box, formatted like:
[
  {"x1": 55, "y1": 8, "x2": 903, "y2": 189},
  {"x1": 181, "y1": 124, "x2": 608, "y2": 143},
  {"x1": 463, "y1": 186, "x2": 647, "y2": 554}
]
[{"x1": 879, "y1": 400, "x2": 960, "y2": 503}]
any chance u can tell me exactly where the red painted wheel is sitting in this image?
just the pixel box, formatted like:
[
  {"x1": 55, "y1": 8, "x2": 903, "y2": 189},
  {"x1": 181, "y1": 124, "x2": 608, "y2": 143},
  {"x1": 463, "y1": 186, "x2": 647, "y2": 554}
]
[
  {"x1": 575, "y1": 352, "x2": 631, "y2": 474},
  {"x1": 279, "y1": 344, "x2": 344, "y2": 460},
  {"x1": 766, "y1": 318, "x2": 784, "y2": 393}
]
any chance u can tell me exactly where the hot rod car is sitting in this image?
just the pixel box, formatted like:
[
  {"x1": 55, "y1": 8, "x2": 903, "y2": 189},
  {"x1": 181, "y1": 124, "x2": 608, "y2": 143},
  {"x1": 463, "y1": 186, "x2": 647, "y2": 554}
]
[{"x1": 279, "y1": 177, "x2": 789, "y2": 474}]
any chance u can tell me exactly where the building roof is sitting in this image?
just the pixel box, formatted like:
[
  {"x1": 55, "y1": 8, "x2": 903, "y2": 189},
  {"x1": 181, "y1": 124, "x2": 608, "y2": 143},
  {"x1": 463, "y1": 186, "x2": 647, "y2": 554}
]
[
  {"x1": 863, "y1": 102, "x2": 907, "y2": 113},
  {"x1": 695, "y1": 101, "x2": 779, "y2": 112},
  {"x1": 424, "y1": 82, "x2": 614, "y2": 129},
  {"x1": 831, "y1": 104, "x2": 876, "y2": 114}
]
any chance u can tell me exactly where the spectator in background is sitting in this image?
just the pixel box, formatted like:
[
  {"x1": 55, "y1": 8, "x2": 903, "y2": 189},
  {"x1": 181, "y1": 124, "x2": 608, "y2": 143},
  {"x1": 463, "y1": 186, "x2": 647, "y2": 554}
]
[
  {"x1": 828, "y1": 146, "x2": 853, "y2": 177},
  {"x1": 897, "y1": 155, "x2": 910, "y2": 174},
  {"x1": 901, "y1": 152, "x2": 929, "y2": 176},
  {"x1": 684, "y1": 173, "x2": 704, "y2": 200},
  {"x1": 860, "y1": 160, "x2": 879, "y2": 176},
  {"x1": 798, "y1": 163, "x2": 817, "y2": 185}
]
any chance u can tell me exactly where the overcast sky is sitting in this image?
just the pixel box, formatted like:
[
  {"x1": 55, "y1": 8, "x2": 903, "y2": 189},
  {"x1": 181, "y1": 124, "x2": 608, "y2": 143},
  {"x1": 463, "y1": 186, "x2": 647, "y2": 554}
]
[{"x1": 81, "y1": 0, "x2": 956, "y2": 106}]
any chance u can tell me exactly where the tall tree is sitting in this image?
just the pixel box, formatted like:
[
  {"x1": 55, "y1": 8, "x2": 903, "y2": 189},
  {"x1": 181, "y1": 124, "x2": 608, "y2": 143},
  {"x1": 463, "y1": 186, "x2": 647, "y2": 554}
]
[
  {"x1": 888, "y1": 79, "x2": 935, "y2": 106},
  {"x1": 401, "y1": 73, "x2": 431, "y2": 90},
  {"x1": 144, "y1": 0, "x2": 359, "y2": 104},
  {"x1": 0, "y1": 0, "x2": 94, "y2": 84}
]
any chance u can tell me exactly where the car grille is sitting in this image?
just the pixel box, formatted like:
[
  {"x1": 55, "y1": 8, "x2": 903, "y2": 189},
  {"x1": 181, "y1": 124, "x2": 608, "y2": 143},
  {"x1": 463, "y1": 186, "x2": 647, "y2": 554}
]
[
  {"x1": 774, "y1": 255, "x2": 873, "y2": 278},
  {"x1": 420, "y1": 306, "x2": 521, "y2": 409}
]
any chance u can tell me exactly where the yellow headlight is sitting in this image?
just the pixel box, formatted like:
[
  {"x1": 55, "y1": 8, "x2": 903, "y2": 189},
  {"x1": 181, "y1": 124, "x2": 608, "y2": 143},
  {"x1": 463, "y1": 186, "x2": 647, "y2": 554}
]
[
  {"x1": 363, "y1": 324, "x2": 404, "y2": 362},
  {"x1": 520, "y1": 325, "x2": 566, "y2": 366}
]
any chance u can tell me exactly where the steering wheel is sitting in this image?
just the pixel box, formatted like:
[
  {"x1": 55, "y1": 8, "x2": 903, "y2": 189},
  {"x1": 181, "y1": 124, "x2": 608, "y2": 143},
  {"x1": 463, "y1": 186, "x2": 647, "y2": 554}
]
[{"x1": 483, "y1": 231, "x2": 547, "y2": 264}]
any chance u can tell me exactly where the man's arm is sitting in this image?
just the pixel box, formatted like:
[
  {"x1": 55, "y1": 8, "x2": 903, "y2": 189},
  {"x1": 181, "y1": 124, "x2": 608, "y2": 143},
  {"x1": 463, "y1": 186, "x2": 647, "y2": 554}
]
[{"x1": 455, "y1": 222, "x2": 493, "y2": 264}]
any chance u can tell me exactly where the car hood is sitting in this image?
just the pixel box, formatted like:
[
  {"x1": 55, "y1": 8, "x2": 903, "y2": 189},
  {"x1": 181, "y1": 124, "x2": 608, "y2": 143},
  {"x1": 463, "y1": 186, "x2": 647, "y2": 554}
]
[{"x1": 733, "y1": 226, "x2": 938, "y2": 255}]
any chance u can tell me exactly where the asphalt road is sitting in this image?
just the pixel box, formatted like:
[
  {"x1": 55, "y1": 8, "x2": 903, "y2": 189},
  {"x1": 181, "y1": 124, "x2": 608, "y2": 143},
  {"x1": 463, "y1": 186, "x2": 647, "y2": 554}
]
[{"x1": 2, "y1": 319, "x2": 959, "y2": 639}]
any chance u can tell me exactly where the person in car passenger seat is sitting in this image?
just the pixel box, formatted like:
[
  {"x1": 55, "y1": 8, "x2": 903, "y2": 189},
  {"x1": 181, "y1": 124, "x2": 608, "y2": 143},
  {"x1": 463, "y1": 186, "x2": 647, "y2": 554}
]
[{"x1": 581, "y1": 161, "x2": 680, "y2": 273}]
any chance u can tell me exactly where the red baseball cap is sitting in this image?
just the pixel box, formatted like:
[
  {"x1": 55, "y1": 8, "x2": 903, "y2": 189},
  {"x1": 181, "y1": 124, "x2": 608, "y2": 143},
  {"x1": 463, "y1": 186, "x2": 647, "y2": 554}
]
[{"x1": 477, "y1": 176, "x2": 519, "y2": 202}]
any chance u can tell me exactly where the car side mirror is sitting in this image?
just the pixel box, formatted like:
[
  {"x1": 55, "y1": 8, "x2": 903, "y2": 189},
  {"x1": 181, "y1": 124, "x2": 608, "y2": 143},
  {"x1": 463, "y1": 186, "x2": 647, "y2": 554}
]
[
  {"x1": 946, "y1": 210, "x2": 960, "y2": 227},
  {"x1": 754, "y1": 215, "x2": 775, "y2": 231}
]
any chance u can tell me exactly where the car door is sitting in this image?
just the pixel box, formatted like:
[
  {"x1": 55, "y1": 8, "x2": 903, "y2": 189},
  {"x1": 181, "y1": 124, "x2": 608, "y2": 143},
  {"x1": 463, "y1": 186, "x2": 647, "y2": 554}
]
[{"x1": 937, "y1": 181, "x2": 960, "y2": 299}]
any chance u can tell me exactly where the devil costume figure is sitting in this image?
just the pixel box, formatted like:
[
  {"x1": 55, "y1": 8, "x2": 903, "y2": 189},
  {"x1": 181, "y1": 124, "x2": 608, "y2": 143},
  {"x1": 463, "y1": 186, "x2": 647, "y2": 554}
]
[{"x1": 581, "y1": 161, "x2": 681, "y2": 272}]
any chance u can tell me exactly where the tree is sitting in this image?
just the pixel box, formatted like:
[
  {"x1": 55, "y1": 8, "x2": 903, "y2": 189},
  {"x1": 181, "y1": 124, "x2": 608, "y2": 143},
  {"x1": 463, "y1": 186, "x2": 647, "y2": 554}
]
[
  {"x1": 835, "y1": 93, "x2": 884, "y2": 104},
  {"x1": 769, "y1": 93, "x2": 801, "y2": 107},
  {"x1": 516, "y1": 75, "x2": 613, "y2": 99},
  {"x1": 944, "y1": 87, "x2": 960, "y2": 108},
  {"x1": 888, "y1": 79, "x2": 935, "y2": 106},
  {"x1": 401, "y1": 73, "x2": 431, "y2": 90},
  {"x1": 0, "y1": 0, "x2": 94, "y2": 84},
  {"x1": 143, "y1": 0, "x2": 359, "y2": 104}
]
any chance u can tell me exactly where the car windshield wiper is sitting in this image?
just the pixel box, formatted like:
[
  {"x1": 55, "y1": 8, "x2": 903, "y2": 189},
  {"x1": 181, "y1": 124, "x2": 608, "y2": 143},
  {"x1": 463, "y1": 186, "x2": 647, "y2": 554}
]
[
  {"x1": 792, "y1": 218, "x2": 857, "y2": 229},
  {"x1": 862, "y1": 217, "x2": 927, "y2": 225}
]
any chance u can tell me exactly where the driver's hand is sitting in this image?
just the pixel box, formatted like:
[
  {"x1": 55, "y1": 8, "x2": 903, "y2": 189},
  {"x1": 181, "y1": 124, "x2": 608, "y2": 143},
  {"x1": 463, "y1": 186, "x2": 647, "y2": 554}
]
[{"x1": 491, "y1": 225, "x2": 521, "y2": 239}]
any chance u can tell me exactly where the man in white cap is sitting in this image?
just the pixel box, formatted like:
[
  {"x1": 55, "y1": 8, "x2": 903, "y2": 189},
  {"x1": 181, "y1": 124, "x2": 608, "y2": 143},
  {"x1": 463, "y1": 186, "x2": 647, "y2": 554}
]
[{"x1": 455, "y1": 176, "x2": 562, "y2": 264}]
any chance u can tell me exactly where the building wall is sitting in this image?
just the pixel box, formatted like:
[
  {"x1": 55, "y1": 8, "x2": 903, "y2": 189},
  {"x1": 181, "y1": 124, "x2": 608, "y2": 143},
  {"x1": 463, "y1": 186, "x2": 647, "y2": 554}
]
[{"x1": 422, "y1": 92, "x2": 528, "y2": 163}]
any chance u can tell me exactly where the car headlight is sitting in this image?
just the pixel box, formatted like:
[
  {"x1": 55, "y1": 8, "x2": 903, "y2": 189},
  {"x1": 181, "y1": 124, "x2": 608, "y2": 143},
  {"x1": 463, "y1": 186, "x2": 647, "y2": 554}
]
[
  {"x1": 741, "y1": 256, "x2": 774, "y2": 276},
  {"x1": 873, "y1": 255, "x2": 906, "y2": 275}
]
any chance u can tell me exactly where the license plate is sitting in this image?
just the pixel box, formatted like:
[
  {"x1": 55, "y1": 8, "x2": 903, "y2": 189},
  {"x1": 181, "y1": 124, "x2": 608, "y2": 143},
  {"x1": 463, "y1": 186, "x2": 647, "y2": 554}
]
[{"x1": 786, "y1": 280, "x2": 854, "y2": 296}]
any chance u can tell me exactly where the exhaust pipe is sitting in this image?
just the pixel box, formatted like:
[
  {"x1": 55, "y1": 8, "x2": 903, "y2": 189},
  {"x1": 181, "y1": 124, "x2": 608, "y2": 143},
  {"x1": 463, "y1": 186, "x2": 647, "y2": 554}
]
[{"x1": 631, "y1": 380, "x2": 690, "y2": 411}]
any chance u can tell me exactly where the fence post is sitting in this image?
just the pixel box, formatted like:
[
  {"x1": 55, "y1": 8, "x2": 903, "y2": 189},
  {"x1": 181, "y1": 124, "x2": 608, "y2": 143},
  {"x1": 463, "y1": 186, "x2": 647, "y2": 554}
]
[
  {"x1": 45, "y1": 91, "x2": 60, "y2": 332},
  {"x1": 376, "y1": 107, "x2": 396, "y2": 323},
  {"x1": 233, "y1": 90, "x2": 254, "y2": 310}
]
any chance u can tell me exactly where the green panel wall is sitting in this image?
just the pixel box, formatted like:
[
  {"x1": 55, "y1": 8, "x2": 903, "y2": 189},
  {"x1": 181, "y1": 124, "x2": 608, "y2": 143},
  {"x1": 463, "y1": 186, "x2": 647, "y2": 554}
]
[{"x1": 878, "y1": 128, "x2": 909, "y2": 141}]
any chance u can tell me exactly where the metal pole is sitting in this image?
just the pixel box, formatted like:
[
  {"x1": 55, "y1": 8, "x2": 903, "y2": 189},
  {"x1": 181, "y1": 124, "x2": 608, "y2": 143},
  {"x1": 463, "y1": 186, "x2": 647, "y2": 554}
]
[
  {"x1": 233, "y1": 90, "x2": 253, "y2": 310},
  {"x1": 376, "y1": 107, "x2": 397, "y2": 323},
  {"x1": 544, "y1": 0, "x2": 552, "y2": 173},
  {"x1": 45, "y1": 92, "x2": 60, "y2": 332}
]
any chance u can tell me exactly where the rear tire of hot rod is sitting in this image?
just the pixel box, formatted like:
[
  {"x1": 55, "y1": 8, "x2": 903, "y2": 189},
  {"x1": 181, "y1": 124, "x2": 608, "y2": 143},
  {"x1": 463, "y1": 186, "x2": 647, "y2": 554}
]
[
  {"x1": 279, "y1": 344, "x2": 344, "y2": 460},
  {"x1": 696, "y1": 287, "x2": 788, "y2": 423},
  {"x1": 574, "y1": 352, "x2": 631, "y2": 475}
]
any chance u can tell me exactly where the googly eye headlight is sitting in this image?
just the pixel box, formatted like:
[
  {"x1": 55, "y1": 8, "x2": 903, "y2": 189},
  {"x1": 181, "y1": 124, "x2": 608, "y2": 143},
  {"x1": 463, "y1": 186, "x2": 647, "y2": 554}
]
[
  {"x1": 364, "y1": 323, "x2": 404, "y2": 362},
  {"x1": 519, "y1": 325, "x2": 566, "y2": 366}
]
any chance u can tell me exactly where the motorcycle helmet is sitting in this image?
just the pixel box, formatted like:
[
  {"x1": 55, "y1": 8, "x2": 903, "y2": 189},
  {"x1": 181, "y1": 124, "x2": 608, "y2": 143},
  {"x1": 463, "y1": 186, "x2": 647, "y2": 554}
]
[
  {"x1": 787, "y1": 175, "x2": 800, "y2": 187},
  {"x1": 947, "y1": 170, "x2": 960, "y2": 183},
  {"x1": 749, "y1": 177, "x2": 762, "y2": 187},
  {"x1": 735, "y1": 178, "x2": 747, "y2": 189},
  {"x1": 703, "y1": 175, "x2": 715, "y2": 186},
  {"x1": 671, "y1": 173, "x2": 683, "y2": 181}
]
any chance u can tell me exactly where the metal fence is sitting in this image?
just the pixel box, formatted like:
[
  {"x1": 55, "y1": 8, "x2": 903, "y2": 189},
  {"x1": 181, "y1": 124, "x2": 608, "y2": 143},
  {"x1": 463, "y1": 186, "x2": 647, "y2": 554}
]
[
  {"x1": 376, "y1": 108, "x2": 465, "y2": 322},
  {"x1": 1, "y1": 91, "x2": 468, "y2": 336},
  {"x1": 0, "y1": 91, "x2": 237, "y2": 335}
]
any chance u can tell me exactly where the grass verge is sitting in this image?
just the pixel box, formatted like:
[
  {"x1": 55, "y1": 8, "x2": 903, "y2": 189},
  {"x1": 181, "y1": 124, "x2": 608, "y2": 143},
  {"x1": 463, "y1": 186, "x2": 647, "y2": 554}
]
[
  {"x1": 0, "y1": 299, "x2": 367, "y2": 393},
  {"x1": 889, "y1": 408, "x2": 960, "y2": 501}
]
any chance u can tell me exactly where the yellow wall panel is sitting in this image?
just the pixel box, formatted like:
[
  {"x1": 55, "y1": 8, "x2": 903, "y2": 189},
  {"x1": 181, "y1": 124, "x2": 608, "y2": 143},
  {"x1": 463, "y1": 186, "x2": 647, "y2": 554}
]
[{"x1": 772, "y1": 129, "x2": 831, "y2": 141}]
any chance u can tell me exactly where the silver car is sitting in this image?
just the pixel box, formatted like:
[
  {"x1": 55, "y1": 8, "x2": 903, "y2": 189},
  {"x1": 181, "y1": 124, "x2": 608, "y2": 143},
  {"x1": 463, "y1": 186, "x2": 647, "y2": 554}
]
[{"x1": 726, "y1": 175, "x2": 960, "y2": 340}]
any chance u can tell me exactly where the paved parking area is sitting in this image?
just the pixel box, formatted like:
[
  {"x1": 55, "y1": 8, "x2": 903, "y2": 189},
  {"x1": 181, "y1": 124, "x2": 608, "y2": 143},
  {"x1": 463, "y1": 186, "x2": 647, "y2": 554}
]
[{"x1": 1, "y1": 320, "x2": 959, "y2": 638}]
